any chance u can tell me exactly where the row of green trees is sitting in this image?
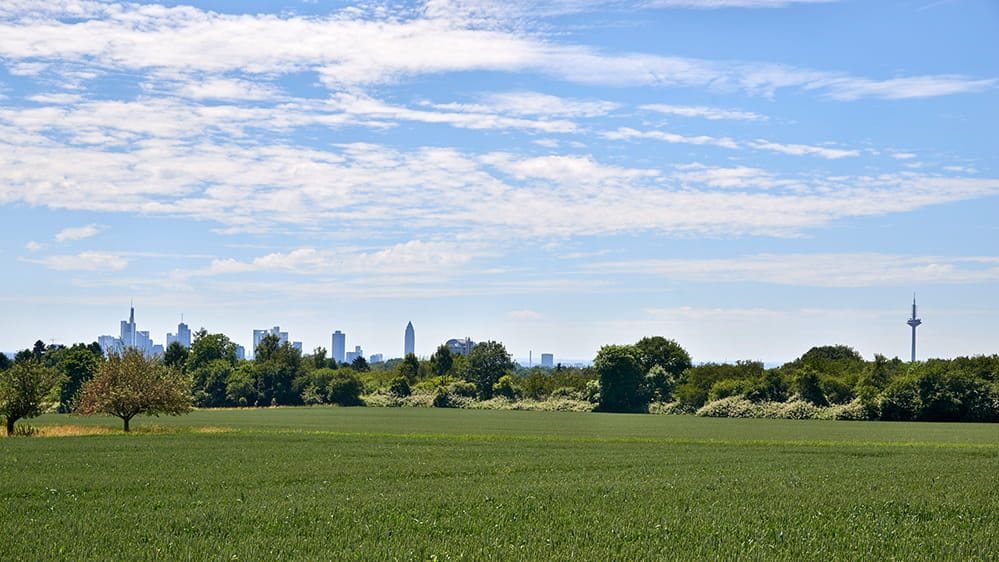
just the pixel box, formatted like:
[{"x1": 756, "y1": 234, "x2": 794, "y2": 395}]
[{"x1": 2, "y1": 332, "x2": 997, "y2": 434}]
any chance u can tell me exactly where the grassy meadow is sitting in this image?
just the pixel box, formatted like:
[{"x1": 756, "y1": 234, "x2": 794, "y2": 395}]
[{"x1": 2, "y1": 408, "x2": 998, "y2": 560}]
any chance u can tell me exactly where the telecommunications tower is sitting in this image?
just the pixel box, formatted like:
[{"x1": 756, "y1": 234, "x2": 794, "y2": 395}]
[{"x1": 906, "y1": 295, "x2": 922, "y2": 362}]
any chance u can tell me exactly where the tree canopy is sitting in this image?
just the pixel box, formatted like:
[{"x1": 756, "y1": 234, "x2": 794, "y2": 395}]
[
  {"x1": 77, "y1": 349, "x2": 191, "y2": 431},
  {"x1": 0, "y1": 360, "x2": 63, "y2": 435}
]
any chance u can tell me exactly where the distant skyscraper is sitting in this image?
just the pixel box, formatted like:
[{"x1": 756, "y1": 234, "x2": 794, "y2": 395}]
[
  {"x1": 331, "y1": 330, "x2": 346, "y2": 364},
  {"x1": 540, "y1": 353, "x2": 554, "y2": 368},
  {"x1": 292, "y1": 341, "x2": 303, "y2": 353},
  {"x1": 234, "y1": 344, "x2": 246, "y2": 361},
  {"x1": 404, "y1": 321, "x2": 415, "y2": 356},
  {"x1": 166, "y1": 316, "x2": 192, "y2": 348},
  {"x1": 907, "y1": 295, "x2": 922, "y2": 362},
  {"x1": 252, "y1": 326, "x2": 288, "y2": 358},
  {"x1": 369, "y1": 353, "x2": 384, "y2": 363},
  {"x1": 345, "y1": 345, "x2": 364, "y2": 363},
  {"x1": 100, "y1": 303, "x2": 162, "y2": 357}
]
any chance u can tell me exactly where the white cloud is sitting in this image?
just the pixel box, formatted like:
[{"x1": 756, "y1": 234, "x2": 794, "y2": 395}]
[
  {"x1": 509, "y1": 309, "x2": 544, "y2": 320},
  {"x1": 643, "y1": 0, "x2": 835, "y2": 7},
  {"x1": 24, "y1": 241, "x2": 43, "y2": 252},
  {"x1": 27, "y1": 92, "x2": 82, "y2": 104},
  {"x1": 0, "y1": 2, "x2": 989, "y2": 101},
  {"x1": 891, "y1": 152, "x2": 917, "y2": 160},
  {"x1": 54, "y1": 223, "x2": 104, "y2": 242},
  {"x1": 23, "y1": 251, "x2": 128, "y2": 271},
  {"x1": 593, "y1": 253, "x2": 999, "y2": 287},
  {"x1": 605, "y1": 127, "x2": 858, "y2": 159},
  {"x1": 433, "y1": 91, "x2": 619, "y2": 118},
  {"x1": 672, "y1": 164, "x2": 782, "y2": 189},
  {"x1": 641, "y1": 103, "x2": 765, "y2": 121},
  {"x1": 746, "y1": 139, "x2": 859, "y2": 159},
  {"x1": 172, "y1": 77, "x2": 282, "y2": 101},
  {"x1": 646, "y1": 306, "x2": 784, "y2": 319},
  {"x1": 203, "y1": 241, "x2": 480, "y2": 277}
]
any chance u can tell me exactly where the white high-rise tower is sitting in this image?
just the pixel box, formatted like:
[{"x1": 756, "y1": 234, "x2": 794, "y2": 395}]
[
  {"x1": 906, "y1": 295, "x2": 922, "y2": 362},
  {"x1": 404, "y1": 321, "x2": 415, "y2": 356}
]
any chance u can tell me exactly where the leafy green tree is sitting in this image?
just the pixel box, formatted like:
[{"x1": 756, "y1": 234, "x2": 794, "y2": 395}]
[
  {"x1": 389, "y1": 375, "x2": 411, "y2": 397},
  {"x1": 252, "y1": 336, "x2": 303, "y2": 405},
  {"x1": 399, "y1": 353, "x2": 420, "y2": 384},
  {"x1": 14, "y1": 349, "x2": 33, "y2": 364},
  {"x1": 465, "y1": 341, "x2": 514, "y2": 400},
  {"x1": 674, "y1": 361, "x2": 763, "y2": 409},
  {"x1": 0, "y1": 352, "x2": 11, "y2": 372},
  {"x1": 225, "y1": 363, "x2": 259, "y2": 407},
  {"x1": 430, "y1": 344, "x2": 454, "y2": 385},
  {"x1": 633, "y1": 336, "x2": 692, "y2": 377},
  {"x1": 187, "y1": 330, "x2": 239, "y2": 407},
  {"x1": 745, "y1": 370, "x2": 788, "y2": 403},
  {"x1": 57, "y1": 344, "x2": 101, "y2": 412},
  {"x1": 163, "y1": 341, "x2": 189, "y2": 371},
  {"x1": 32, "y1": 340, "x2": 46, "y2": 360},
  {"x1": 328, "y1": 370, "x2": 363, "y2": 406},
  {"x1": 793, "y1": 368, "x2": 827, "y2": 406},
  {"x1": 76, "y1": 349, "x2": 191, "y2": 432},
  {"x1": 594, "y1": 345, "x2": 645, "y2": 412},
  {"x1": 493, "y1": 374, "x2": 519, "y2": 400},
  {"x1": 351, "y1": 355, "x2": 370, "y2": 372},
  {"x1": 645, "y1": 365, "x2": 680, "y2": 402},
  {"x1": 0, "y1": 360, "x2": 63, "y2": 435},
  {"x1": 310, "y1": 347, "x2": 328, "y2": 370}
]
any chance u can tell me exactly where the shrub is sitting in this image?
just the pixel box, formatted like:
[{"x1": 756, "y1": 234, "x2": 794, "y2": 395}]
[
  {"x1": 493, "y1": 375, "x2": 519, "y2": 400},
  {"x1": 328, "y1": 371, "x2": 363, "y2": 406},
  {"x1": 447, "y1": 381, "x2": 478, "y2": 398},
  {"x1": 696, "y1": 396, "x2": 759, "y2": 418},
  {"x1": 389, "y1": 376, "x2": 412, "y2": 397},
  {"x1": 648, "y1": 401, "x2": 687, "y2": 415},
  {"x1": 777, "y1": 400, "x2": 822, "y2": 420},
  {"x1": 707, "y1": 379, "x2": 752, "y2": 402},
  {"x1": 792, "y1": 369, "x2": 827, "y2": 406},
  {"x1": 819, "y1": 378, "x2": 855, "y2": 405}
]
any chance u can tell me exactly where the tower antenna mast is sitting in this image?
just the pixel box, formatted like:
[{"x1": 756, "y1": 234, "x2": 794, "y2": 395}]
[{"x1": 906, "y1": 294, "x2": 922, "y2": 362}]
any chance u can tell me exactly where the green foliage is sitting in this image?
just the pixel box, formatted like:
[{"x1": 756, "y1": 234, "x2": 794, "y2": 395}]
[
  {"x1": 389, "y1": 375, "x2": 412, "y2": 398},
  {"x1": 162, "y1": 341, "x2": 189, "y2": 371},
  {"x1": 430, "y1": 344, "x2": 453, "y2": 384},
  {"x1": 187, "y1": 329, "x2": 238, "y2": 372},
  {"x1": 674, "y1": 361, "x2": 763, "y2": 409},
  {"x1": 254, "y1": 340, "x2": 303, "y2": 406},
  {"x1": 0, "y1": 352, "x2": 11, "y2": 371},
  {"x1": 707, "y1": 378, "x2": 753, "y2": 402},
  {"x1": 225, "y1": 363, "x2": 259, "y2": 407},
  {"x1": 76, "y1": 349, "x2": 191, "y2": 432},
  {"x1": 351, "y1": 355, "x2": 370, "y2": 372},
  {"x1": 792, "y1": 368, "x2": 827, "y2": 406},
  {"x1": 327, "y1": 371, "x2": 363, "y2": 406},
  {"x1": 594, "y1": 345, "x2": 645, "y2": 412},
  {"x1": 464, "y1": 341, "x2": 514, "y2": 400},
  {"x1": 492, "y1": 374, "x2": 519, "y2": 400},
  {"x1": 398, "y1": 353, "x2": 420, "y2": 383},
  {"x1": 56, "y1": 344, "x2": 101, "y2": 412},
  {"x1": 744, "y1": 370, "x2": 788, "y2": 403},
  {"x1": 633, "y1": 336, "x2": 692, "y2": 377},
  {"x1": 879, "y1": 363, "x2": 998, "y2": 422},
  {"x1": 0, "y1": 360, "x2": 63, "y2": 435}
]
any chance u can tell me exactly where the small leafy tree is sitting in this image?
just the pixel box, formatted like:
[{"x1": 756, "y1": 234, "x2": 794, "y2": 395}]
[
  {"x1": 399, "y1": 353, "x2": 421, "y2": 383},
  {"x1": 594, "y1": 345, "x2": 645, "y2": 412},
  {"x1": 351, "y1": 355, "x2": 370, "y2": 372},
  {"x1": 430, "y1": 344, "x2": 454, "y2": 386},
  {"x1": 76, "y1": 349, "x2": 192, "y2": 432},
  {"x1": 793, "y1": 368, "x2": 827, "y2": 406},
  {"x1": 633, "y1": 336, "x2": 692, "y2": 378},
  {"x1": 0, "y1": 352, "x2": 12, "y2": 372},
  {"x1": 163, "y1": 341, "x2": 189, "y2": 371},
  {"x1": 465, "y1": 341, "x2": 514, "y2": 400},
  {"x1": 389, "y1": 375, "x2": 412, "y2": 397},
  {"x1": 57, "y1": 344, "x2": 101, "y2": 412},
  {"x1": 0, "y1": 360, "x2": 63, "y2": 435}
]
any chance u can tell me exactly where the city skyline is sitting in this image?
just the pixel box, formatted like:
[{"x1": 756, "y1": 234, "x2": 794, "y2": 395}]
[{"x1": 1, "y1": 1, "x2": 997, "y2": 362}]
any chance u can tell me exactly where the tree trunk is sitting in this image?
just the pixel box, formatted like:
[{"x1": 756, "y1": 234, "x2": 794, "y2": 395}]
[
  {"x1": 122, "y1": 416, "x2": 130, "y2": 433},
  {"x1": 6, "y1": 417, "x2": 14, "y2": 436}
]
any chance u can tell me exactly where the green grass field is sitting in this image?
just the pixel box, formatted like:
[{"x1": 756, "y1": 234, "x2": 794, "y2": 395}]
[{"x1": 2, "y1": 408, "x2": 998, "y2": 560}]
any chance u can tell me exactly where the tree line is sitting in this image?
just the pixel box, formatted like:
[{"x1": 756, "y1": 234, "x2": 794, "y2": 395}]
[{"x1": 1, "y1": 332, "x2": 997, "y2": 435}]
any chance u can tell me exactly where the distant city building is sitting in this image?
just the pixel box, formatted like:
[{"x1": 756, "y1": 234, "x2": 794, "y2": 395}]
[
  {"x1": 234, "y1": 344, "x2": 246, "y2": 361},
  {"x1": 445, "y1": 337, "x2": 476, "y2": 356},
  {"x1": 252, "y1": 326, "x2": 288, "y2": 358},
  {"x1": 345, "y1": 345, "x2": 364, "y2": 363},
  {"x1": 166, "y1": 317, "x2": 191, "y2": 349},
  {"x1": 331, "y1": 330, "x2": 346, "y2": 364},
  {"x1": 99, "y1": 304, "x2": 163, "y2": 357},
  {"x1": 292, "y1": 341, "x2": 303, "y2": 353},
  {"x1": 369, "y1": 353, "x2": 384, "y2": 363},
  {"x1": 404, "y1": 321, "x2": 415, "y2": 356},
  {"x1": 540, "y1": 353, "x2": 554, "y2": 368}
]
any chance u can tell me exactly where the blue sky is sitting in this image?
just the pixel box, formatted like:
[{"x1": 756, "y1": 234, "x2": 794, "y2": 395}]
[{"x1": 1, "y1": 0, "x2": 997, "y2": 363}]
